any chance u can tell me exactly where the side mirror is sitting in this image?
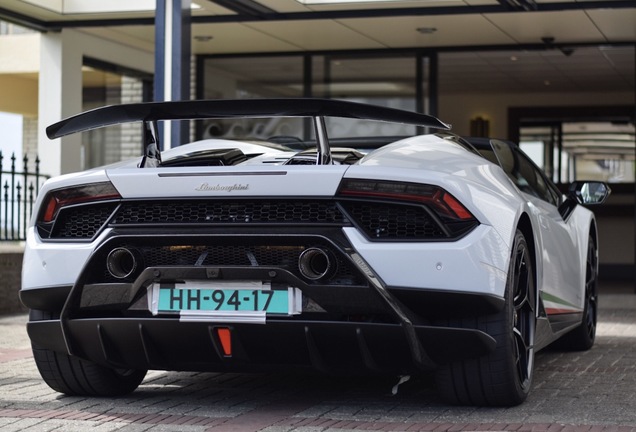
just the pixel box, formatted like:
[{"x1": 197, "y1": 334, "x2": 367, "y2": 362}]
[
  {"x1": 569, "y1": 181, "x2": 611, "y2": 205},
  {"x1": 559, "y1": 181, "x2": 611, "y2": 220}
]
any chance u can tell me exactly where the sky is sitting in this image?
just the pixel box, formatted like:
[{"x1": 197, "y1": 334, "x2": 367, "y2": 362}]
[{"x1": 0, "y1": 111, "x2": 23, "y2": 169}]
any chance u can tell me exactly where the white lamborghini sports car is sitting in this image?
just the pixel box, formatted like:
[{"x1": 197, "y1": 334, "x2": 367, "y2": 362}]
[{"x1": 20, "y1": 99, "x2": 609, "y2": 406}]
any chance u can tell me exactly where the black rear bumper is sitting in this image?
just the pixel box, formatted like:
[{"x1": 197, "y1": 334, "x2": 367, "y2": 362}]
[
  {"x1": 22, "y1": 230, "x2": 505, "y2": 374},
  {"x1": 22, "y1": 266, "x2": 505, "y2": 374},
  {"x1": 27, "y1": 316, "x2": 496, "y2": 374}
]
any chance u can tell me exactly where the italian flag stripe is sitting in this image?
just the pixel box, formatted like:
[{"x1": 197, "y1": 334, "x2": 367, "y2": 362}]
[{"x1": 541, "y1": 292, "x2": 581, "y2": 315}]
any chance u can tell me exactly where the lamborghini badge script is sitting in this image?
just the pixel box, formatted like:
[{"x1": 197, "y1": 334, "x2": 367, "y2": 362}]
[{"x1": 195, "y1": 183, "x2": 249, "y2": 192}]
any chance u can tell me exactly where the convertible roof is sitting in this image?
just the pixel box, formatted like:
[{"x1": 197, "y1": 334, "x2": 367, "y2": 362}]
[{"x1": 46, "y1": 98, "x2": 450, "y2": 139}]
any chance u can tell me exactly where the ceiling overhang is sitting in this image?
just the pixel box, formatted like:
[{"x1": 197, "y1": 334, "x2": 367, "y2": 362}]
[{"x1": 0, "y1": 1, "x2": 634, "y2": 31}]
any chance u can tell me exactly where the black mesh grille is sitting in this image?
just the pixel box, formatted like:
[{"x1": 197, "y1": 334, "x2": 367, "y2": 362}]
[
  {"x1": 341, "y1": 202, "x2": 447, "y2": 240},
  {"x1": 51, "y1": 204, "x2": 117, "y2": 239},
  {"x1": 95, "y1": 243, "x2": 363, "y2": 286},
  {"x1": 44, "y1": 199, "x2": 455, "y2": 241},
  {"x1": 113, "y1": 200, "x2": 345, "y2": 225}
]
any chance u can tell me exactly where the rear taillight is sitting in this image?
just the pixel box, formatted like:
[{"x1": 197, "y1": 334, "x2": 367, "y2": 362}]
[
  {"x1": 337, "y1": 179, "x2": 475, "y2": 221},
  {"x1": 39, "y1": 182, "x2": 121, "y2": 223}
]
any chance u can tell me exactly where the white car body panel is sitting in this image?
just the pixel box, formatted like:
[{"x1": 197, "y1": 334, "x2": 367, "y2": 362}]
[
  {"x1": 343, "y1": 224, "x2": 509, "y2": 296},
  {"x1": 22, "y1": 227, "x2": 113, "y2": 290},
  {"x1": 107, "y1": 165, "x2": 350, "y2": 199},
  {"x1": 350, "y1": 137, "x2": 525, "y2": 249},
  {"x1": 524, "y1": 194, "x2": 584, "y2": 312}
]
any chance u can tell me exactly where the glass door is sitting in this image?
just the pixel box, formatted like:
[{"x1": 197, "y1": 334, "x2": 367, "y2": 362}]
[{"x1": 520, "y1": 121, "x2": 635, "y2": 184}]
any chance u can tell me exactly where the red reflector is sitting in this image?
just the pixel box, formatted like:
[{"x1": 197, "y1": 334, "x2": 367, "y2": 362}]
[
  {"x1": 338, "y1": 179, "x2": 475, "y2": 221},
  {"x1": 442, "y1": 192, "x2": 473, "y2": 220},
  {"x1": 42, "y1": 196, "x2": 60, "y2": 223},
  {"x1": 39, "y1": 182, "x2": 120, "y2": 223},
  {"x1": 216, "y1": 327, "x2": 232, "y2": 356}
]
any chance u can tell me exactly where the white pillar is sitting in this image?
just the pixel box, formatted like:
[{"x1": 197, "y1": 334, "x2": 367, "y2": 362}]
[
  {"x1": 155, "y1": 0, "x2": 191, "y2": 149},
  {"x1": 38, "y1": 30, "x2": 83, "y2": 177}
]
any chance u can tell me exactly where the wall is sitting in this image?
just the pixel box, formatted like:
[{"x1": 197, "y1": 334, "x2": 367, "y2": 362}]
[
  {"x1": 595, "y1": 190, "x2": 635, "y2": 277},
  {"x1": 0, "y1": 33, "x2": 38, "y2": 116},
  {"x1": 439, "y1": 91, "x2": 633, "y2": 139},
  {"x1": 22, "y1": 116, "x2": 38, "y2": 163},
  {"x1": 0, "y1": 247, "x2": 27, "y2": 315},
  {"x1": 120, "y1": 76, "x2": 145, "y2": 161},
  {"x1": 0, "y1": 75, "x2": 38, "y2": 116},
  {"x1": 38, "y1": 29, "x2": 154, "y2": 177}
]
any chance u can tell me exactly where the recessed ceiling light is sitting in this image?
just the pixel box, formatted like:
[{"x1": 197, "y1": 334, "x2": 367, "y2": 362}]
[
  {"x1": 416, "y1": 27, "x2": 437, "y2": 34},
  {"x1": 510, "y1": 56, "x2": 518, "y2": 61},
  {"x1": 20, "y1": 0, "x2": 201, "y2": 13},
  {"x1": 297, "y1": 0, "x2": 454, "y2": 4}
]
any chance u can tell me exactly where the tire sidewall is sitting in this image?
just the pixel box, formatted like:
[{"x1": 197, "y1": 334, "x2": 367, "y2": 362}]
[{"x1": 504, "y1": 230, "x2": 536, "y2": 402}]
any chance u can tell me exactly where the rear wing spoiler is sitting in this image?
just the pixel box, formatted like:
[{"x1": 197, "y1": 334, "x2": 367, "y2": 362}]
[{"x1": 46, "y1": 98, "x2": 450, "y2": 167}]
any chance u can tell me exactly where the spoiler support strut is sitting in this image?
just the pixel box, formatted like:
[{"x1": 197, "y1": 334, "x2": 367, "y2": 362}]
[
  {"x1": 313, "y1": 116, "x2": 332, "y2": 166},
  {"x1": 140, "y1": 121, "x2": 162, "y2": 168}
]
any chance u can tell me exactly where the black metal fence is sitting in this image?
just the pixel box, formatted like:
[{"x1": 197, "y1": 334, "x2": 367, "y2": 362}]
[{"x1": 0, "y1": 151, "x2": 49, "y2": 241}]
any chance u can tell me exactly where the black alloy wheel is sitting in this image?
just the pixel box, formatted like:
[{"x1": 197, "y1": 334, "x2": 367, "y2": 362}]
[
  {"x1": 557, "y1": 234, "x2": 598, "y2": 351},
  {"x1": 583, "y1": 235, "x2": 599, "y2": 341},
  {"x1": 436, "y1": 229, "x2": 536, "y2": 406},
  {"x1": 511, "y1": 232, "x2": 535, "y2": 392}
]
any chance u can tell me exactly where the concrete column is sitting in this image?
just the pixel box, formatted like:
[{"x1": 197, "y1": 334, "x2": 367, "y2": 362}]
[
  {"x1": 38, "y1": 30, "x2": 82, "y2": 177},
  {"x1": 155, "y1": 0, "x2": 191, "y2": 149}
]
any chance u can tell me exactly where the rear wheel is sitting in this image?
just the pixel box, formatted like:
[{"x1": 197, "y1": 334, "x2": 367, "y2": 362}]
[
  {"x1": 29, "y1": 310, "x2": 147, "y2": 396},
  {"x1": 436, "y1": 229, "x2": 536, "y2": 406},
  {"x1": 555, "y1": 234, "x2": 598, "y2": 351}
]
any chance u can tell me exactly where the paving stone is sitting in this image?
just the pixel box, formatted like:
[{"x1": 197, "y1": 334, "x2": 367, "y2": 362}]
[{"x1": 2, "y1": 285, "x2": 636, "y2": 431}]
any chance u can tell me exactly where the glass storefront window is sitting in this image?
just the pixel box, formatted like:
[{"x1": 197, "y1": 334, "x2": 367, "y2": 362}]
[
  {"x1": 563, "y1": 122, "x2": 635, "y2": 183},
  {"x1": 198, "y1": 116, "x2": 310, "y2": 147},
  {"x1": 312, "y1": 56, "x2": 415, "y2": 103},
  {"x1": 521, "y1": 122, "x2": 635, "y2": 184},
  {"x1": 82, "y1": 65, "x2": 149, "y2": 169},
  {"x1": 312, "y1": 55, "x2": 419, "y2": 119},
  {"x1": 200, "y1": 54, "x2": 432, "y2": 143},
  {"x1": 201, "y1": 56, "x2": 304, "y2": 99}
]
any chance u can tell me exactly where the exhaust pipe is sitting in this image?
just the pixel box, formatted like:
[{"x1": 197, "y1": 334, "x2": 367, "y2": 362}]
[
  {"x1": 298, "y1": 247, "x2": 335, "y2": 281},
  {"x1": 106, "y1": 247, "x2": 140, "y2": 279}
]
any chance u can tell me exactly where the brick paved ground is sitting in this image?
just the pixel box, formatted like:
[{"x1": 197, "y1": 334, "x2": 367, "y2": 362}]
[{"x1": 1, "y1": 283, "x2": 635, "y2": 432}]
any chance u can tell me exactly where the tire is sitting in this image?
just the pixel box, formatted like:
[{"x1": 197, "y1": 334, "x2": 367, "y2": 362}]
[
  {"x1": 555, "y1": 234, "x2": 598, "y2": 351},
  {"x1": 29, "y1": 310, "x2": 147, "y2": 396},
  {"x1": 436, "y1": 229, "x2": 536, "y2": 406}
]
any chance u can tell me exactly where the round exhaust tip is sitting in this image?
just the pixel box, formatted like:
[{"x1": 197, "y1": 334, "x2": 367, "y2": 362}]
[
  {"x1": 298, "y1": 247, "x2": 334, "y2": 281},
  {"x1": 106, "y1": 247, "x2": 138, "y2": 279}
]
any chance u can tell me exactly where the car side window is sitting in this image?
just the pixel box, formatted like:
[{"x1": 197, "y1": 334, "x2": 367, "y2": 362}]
[
  {"x1": 490, "y1": 139, "x2": 559, "y2": 206},
  {"x1": 514, "y1": 148, "x2": 558, "y2": 205}
]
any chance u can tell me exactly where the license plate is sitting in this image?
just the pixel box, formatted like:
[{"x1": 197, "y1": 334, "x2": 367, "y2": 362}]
[{"x1": 149, "y1": 281, "x2": 302, "y2": 323}]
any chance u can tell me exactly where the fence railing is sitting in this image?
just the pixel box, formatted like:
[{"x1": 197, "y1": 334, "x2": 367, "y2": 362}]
[{"x1": 1, "y1": 151, "x2": 49, "y2": 241}]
